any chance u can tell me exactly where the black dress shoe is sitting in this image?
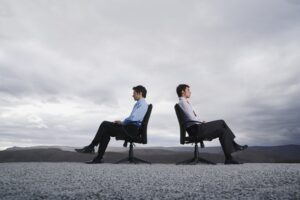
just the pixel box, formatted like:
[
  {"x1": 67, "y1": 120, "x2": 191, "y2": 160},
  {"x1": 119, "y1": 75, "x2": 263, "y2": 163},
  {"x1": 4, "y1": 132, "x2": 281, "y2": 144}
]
[
  {"x1": 75, "y1": 146, "x2": 95, "y2": 154},
  {"x1": 85, "y1": 157, "x2": 103, "y2": 164},
  {"x1": 225, "y1": 158, "x2": 243, "y2": 165}
]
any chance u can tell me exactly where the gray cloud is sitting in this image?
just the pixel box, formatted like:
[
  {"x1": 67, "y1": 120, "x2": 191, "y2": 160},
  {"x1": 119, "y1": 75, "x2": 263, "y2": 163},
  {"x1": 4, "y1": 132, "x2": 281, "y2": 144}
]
[{"x1": 0, "y1": 0, "x2": 299, "y2": 149}]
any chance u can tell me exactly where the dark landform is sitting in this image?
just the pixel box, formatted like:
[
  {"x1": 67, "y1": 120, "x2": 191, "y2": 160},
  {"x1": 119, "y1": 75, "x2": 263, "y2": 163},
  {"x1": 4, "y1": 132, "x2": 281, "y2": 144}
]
[{"x1": 1, "y1": 145, "x2": 299, "y2": 163}]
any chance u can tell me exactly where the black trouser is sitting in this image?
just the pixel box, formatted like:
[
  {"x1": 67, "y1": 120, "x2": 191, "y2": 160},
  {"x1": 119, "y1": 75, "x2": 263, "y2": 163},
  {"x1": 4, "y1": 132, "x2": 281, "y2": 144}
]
[
  {"x1": 90, "y1": 121, "x2": 138, "y2": 158},
  {"x1": 187, "y1": 120, "x2": 236, "y2": 159}
]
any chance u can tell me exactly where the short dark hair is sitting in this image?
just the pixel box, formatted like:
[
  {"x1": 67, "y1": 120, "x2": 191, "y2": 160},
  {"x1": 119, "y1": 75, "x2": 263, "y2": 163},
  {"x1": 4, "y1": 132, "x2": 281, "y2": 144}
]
[
  {"x1": 133, "y1": 85, "x2": 147, "y2": 98},
  {"x1": 176, "y1": 84, "x2": 190, "y2": 97}
]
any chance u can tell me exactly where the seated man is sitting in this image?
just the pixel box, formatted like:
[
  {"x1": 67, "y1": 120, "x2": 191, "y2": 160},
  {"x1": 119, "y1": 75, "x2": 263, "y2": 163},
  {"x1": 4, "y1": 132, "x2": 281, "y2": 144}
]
[
  {"x1": 76, "y1": 85, "x2": 148, "y2": 164},
  {"x1": 176, "y1": 84, "x2": 248, "y2": 164}
]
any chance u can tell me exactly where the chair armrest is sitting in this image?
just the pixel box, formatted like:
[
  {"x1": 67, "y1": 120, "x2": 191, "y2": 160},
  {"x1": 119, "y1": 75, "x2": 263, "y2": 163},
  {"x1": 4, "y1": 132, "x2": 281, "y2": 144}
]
[
  {"x1": 123, "y1": 141, "x2": 128, "y2": 147},
  {"x1": 200, "y1": 141, "x2": 204, "y2": 148},
  {"x1": 124, "y1": 121, "x2": 141, "y2": 126},
  {"x1": 183, "y1": 121, "x2": 205, "y2": 148},
  {"x1": 181, "y1": 120, "x2": 202, "y2": 126}
]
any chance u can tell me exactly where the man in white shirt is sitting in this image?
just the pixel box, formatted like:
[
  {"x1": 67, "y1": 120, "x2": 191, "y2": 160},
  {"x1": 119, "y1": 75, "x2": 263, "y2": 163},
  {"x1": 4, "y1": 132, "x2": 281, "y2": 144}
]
[
  {"x1": 76, "y1": 85, "x2": 148, "y2": 164},
  {"x1": 177, "y1": 84, "x2": 247, "y2": 164}
]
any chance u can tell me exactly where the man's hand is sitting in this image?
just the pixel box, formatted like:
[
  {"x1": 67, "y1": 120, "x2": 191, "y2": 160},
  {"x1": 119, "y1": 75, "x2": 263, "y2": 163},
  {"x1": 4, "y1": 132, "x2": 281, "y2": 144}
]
[{"x1": 114, "y1": 120, "x2": 122, "y2": 124}]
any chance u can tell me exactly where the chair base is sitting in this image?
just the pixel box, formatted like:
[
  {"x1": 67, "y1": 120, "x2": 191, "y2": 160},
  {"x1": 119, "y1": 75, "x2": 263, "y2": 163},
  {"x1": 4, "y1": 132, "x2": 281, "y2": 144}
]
[
  {"x1": 176, "y1": 143, "x2": 216, "y2": 165},
  {"x1": 115, "y1": 142, "x2": 151, "y2": 164},
  {"x1": 176, "y1": 156, "x2": 215, "y2": 165},
  {"x1": 115, "y1": 156, "x2": 151, "y2": 164}
]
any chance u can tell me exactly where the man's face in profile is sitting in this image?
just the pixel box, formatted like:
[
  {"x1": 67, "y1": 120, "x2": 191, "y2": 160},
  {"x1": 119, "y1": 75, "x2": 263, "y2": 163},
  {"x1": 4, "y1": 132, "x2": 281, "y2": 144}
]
[
  {"x1": 132, "y1": 90, "x2": 143, "y2": 101},
  {"x1": 182, "y1": 87, "x2": 191, "y2": 98}
]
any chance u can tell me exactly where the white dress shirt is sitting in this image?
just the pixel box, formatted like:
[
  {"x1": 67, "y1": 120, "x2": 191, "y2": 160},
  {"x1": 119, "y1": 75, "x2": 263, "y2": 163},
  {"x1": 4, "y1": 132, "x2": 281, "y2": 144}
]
[
  {"x1": 178, "y1": 97, "x2": 202, "y2": 128},
  {"x1": 122, "y1": 98, "x2": 148, "y2": 127}
]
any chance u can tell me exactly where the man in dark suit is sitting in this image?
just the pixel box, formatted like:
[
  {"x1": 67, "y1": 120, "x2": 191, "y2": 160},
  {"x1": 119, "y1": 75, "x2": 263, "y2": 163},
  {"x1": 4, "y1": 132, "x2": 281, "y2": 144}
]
[
  {"x1": 76, "y1": 85, "x2": 148, "y2": 164},
  {"x1": 176, "y1": 84, "x2": 248, "y2": 164}
]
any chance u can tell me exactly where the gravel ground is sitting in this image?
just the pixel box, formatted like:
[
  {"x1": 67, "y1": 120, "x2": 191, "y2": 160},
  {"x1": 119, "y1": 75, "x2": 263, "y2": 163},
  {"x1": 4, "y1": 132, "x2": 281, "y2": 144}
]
[{"x1": 0, "y1": 163, "x2": 299, "y2": 200}]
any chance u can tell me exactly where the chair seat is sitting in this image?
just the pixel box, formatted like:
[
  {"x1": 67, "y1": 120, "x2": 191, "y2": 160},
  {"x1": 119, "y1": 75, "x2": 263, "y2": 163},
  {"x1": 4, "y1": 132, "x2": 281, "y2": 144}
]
[
  {"x1": 116, "y1": 134, "x2": 144, "y2": 143},
  {"x1": 184, "y1": 136, "x2": 203, "y2": 143}
]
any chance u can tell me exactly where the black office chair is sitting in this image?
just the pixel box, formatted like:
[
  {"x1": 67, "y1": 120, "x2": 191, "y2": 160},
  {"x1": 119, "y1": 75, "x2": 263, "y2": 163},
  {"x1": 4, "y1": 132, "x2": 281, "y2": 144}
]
[
  {"x1": 115, "y1": 104, "x2": 153, "y2": 164},
  {"x1": 175, "y1": 104, "x2": 215, "y2": 165}
]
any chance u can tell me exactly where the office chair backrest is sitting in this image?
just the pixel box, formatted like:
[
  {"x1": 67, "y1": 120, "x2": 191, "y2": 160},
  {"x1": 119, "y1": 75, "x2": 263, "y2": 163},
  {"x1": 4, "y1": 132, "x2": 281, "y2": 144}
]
[
  {"x1": 174, "y1": 104, "x2": 187, "y2": 145},
  {"x1": 139, "y1": 104, "x2": 153, "y2": 144}
]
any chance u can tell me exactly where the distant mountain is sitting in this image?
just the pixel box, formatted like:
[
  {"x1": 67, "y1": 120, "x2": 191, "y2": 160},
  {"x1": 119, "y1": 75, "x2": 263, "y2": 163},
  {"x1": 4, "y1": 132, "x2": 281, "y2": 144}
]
[
  {"x1": 4, "y1": 146, "x2": 127, "y2": 152},
  {"x1": 0, "y1": 145, "x2": 299, "y2": 163}
]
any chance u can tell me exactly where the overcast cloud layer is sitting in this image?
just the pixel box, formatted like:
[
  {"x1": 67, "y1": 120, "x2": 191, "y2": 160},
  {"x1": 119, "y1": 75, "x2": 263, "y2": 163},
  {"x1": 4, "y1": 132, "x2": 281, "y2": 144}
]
[{"x1": 0, "y1": 0, "x2": 300, "y2": 150}]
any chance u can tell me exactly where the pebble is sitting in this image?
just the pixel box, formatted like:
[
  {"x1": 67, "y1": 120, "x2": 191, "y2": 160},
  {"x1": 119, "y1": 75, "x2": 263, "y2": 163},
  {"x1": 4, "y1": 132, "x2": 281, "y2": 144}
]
[{"x1": 0, "y1": 163, "x2": 299, "y2": 200}]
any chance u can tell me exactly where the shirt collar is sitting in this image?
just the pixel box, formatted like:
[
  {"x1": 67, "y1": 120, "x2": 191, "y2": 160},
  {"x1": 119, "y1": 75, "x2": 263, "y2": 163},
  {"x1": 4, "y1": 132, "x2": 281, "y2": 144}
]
[
  {"x1": 179, "y1": 97, "x2": 188, "y2": 101},
  {"x1": 136, "y1": 98, "x2": 145, "y2": 104}
]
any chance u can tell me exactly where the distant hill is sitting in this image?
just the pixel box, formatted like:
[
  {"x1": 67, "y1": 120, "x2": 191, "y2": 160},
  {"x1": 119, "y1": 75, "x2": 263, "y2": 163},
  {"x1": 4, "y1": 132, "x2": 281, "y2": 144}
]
[{"x1": 0, "y1": 145, "x2": 299, "y2": 163}]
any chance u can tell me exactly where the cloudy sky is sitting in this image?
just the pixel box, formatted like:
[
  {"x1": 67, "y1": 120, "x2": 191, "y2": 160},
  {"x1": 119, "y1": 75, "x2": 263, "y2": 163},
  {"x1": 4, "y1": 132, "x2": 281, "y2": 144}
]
[{"x1": 0, "y1": 0, "x2": 299, "y2": 150}]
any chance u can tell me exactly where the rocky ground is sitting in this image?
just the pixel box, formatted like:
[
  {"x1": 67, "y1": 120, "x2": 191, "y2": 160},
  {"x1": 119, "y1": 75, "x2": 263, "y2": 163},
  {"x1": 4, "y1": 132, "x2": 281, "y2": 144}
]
[{"x1": 0, "y1": 163, "x2": 299, "y2": 200}]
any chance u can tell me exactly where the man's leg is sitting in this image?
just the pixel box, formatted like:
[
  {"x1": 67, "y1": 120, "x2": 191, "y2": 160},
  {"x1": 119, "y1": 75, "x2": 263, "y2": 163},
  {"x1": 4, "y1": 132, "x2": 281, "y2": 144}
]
[
  {"x1": 75, "y1": 121, "x2": 116, "y2": 154},
  {"x1": 86, "y1": 122, "x2": 125, "y2": 163},
  {"x1": 96, "y1": 130, "x2": 114, "y2": 160},
  {"x1": 200, "y1": 120, "x2": 236, "y2": 159},
  {"x1": 89, "y1": 121, "x2": 115, "y2": 147},
  {"x1": 201, "y1": 120, "x2": 247, "y2": 164}
]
